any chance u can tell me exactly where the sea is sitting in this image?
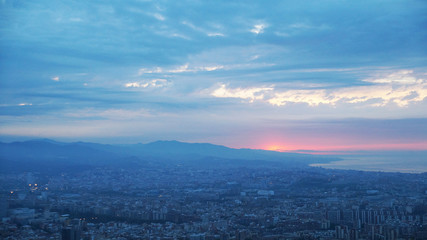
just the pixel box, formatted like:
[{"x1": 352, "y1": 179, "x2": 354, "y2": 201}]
[{"x1": 309, "y1": 151, "x2": 427, "y2": 173}]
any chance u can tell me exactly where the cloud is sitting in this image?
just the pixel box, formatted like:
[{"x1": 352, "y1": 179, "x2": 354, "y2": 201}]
[
  {"x1": 182, "y1": 21, "x2": 225, "y2": 37},
  {"x1": 207, "y1": 33, "x2": 225, "y2": 37},
  {"x1": 169, "y1": 64, "x2": 190, "y2": 73},
  {"x1": 138, "y1": 67, "x2": 163, "y2": 75},
  {"x1": 65, "y1": 108, "x2": 153, "y2": 120},
  {"x1": 182, "y1": 21, "x2": 200, "y2": 31},
  {"x1": 211, "y1": 84, "x2": 273, "y2": 102},
  {"x1": 268, "y1": 89, "x2": 332, "y2": 107},
  {"x1": 153, "y1": 13, "x2": 165, "y2": 21},
  {"x1": 18, "y1": 103, "x2": 32, "y2": 106},
  {"x1": 211, "y1": 70, "x2": 427, "y2": 107},
  {"x1": 249, "y1": 55, "x2": 259, "y2": 61},
  {"x1": 270, "y1": 71, "x2": 427, "y2": 107},
  {"x1": 363, "y1": 70, "x2": 421, "y2": 84},
  {"x1": 153, "y1": 28, "x2": 192, "y2": 40},
  {"x1": 124, "y1": 79, "x2": 169, "y2": 88},
  {"x1": 1, "y1": 0, "x2": 426, "y2": 147},
  {"x1": 250, "y1": 24, "x2": 266, "y2": 35},
  {"x1": 138, "y1": 64, "x2": 224, "y2": 75},
  {"x1": 201, "y1": 65, "x2": 224, "y2": 71},
  {"x1": 170, "y1": 33, "x2": 191, "y2": 39}
]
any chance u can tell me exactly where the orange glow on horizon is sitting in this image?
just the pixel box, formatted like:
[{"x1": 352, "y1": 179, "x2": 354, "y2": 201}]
[
  {"x1": 265, "y1": 145, "x2": 288, "y2": 151},
  {"x1": 257, "y1": 141, "x2": 427, "y2": 154}
]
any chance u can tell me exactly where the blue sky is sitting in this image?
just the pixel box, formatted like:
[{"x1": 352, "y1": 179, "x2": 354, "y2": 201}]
[{"x1": 1, "y1": 0, "x2": 426, "y2": 151}]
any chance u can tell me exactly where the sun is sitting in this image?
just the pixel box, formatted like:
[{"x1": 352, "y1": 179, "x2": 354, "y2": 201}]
[{"x1": 265, "y1": 145, "x2": 286, "y2": 152}]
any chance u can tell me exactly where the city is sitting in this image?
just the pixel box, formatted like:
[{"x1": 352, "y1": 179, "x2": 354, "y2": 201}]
[{"x1": 1, "y1": 157, "x2": 426, "y2": 239}]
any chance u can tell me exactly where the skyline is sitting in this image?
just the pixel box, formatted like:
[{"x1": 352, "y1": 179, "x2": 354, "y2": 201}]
[{"x1": 1, "y1": 0, "x2": 426, "y2": 151}]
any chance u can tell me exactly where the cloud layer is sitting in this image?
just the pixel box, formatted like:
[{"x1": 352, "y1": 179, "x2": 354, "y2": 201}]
[
  {"x1": 0, "y1": 0, "x2": 426, "y2": 150},
  {"x1": 211, "y1": 70, "x2": 427, "y2": 107}
]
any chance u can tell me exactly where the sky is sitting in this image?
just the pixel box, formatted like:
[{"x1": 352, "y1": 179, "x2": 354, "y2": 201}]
[{"x1": 0, "y1": 0, "x2": 426, "y2": 152}]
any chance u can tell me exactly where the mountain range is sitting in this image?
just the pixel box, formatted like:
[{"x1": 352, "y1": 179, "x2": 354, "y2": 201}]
[{"x1": 0, "y1": 139, "x2": 335, "y2": 174}]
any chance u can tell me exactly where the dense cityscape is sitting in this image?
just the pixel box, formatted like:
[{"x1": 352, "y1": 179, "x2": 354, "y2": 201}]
[{"x1": 1, "y1": 162, "x2": 427, "y2": 240}]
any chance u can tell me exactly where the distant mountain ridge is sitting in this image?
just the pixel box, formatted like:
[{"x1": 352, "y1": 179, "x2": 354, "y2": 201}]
[{"x1": 0, "y1": 139, "x2": 335, "y2": 173}]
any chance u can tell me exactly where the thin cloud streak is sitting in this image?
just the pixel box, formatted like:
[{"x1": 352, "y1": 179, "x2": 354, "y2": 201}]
[
  {"x1": 125, "y1": 79, "x2": 169, "y2": 88},
  {"x1": 211, "y1": 84, "x2": 274, "y2": 103},
  {"x1": 138, "y1": 64, "x2": 225, "y2": 75}
]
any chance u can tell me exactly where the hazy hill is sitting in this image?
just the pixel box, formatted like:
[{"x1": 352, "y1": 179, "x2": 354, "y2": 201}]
[{"x1": 0, "y1": 139, "x2": 334, "y2": 174}]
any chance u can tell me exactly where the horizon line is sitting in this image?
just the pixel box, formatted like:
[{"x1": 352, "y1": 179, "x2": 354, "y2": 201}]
[{"x1": 1, "y1": 137, "x2": 426, "y2": 154}]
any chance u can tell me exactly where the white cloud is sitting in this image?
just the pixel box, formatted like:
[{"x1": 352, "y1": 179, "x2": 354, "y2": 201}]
[
  {"x1": 211, "y1": 70, "x2": 427, "y2": 107},
  {"x1": 250, "y1": 24, "x2": 266, "y2": 35},
  {"x1": 201, "y1": 65, "x2": 224, "y2": 71},
  {"x1": 169, "y1": 64, "x2": 225, "y2": 73},
  {"x1": 181, "y1": 21, "x2": 225, "y2": 37},
  {"x1": 182, "y1": 21, "x2": 198, "y2": 30},
  {"x1": 138, "y1": 67, "x2": 162, "y2": 76},
  {"x1": 153, "y1": 13, "x2": 165, "y2": 21},
  {"x1": 161, "y1": 32, "x2": 191, "y2": 40},
  {"x1": 18, "y1": 103, "x2": 32, "y2": 106},
  {"x1": 125, "y1": 82, "x2": 147, "y2": 88},
  {"x1": 153, "y1": 26, "x2": 191, "y2": 39},
  {"x1": 268, "y1": 89, "x2": 332, "y2": 106},
  {"x1": 249, "y1": 55, "x2": 259, "y2": 61},
  {"x1": 207, "y1": 33, "x2": 225, "y2": 37},
  {"x1": 139, "y1": 64, "x2": 224, "y2": 75},
  {"x1": 211, "y1": 84, "x2": 273, "y2": 102},
  {"x1": 169, "y1": 64, "x2": 190, "y2": 73},
  {"x1": 269, "y1": 71, "x2": 426, "y2": 107},
  {"x1": 51, "y1": 76, "x2": 60, "y2": 81},
  {"x1": 172, "y1": 33, "x2": 191, "y2": 39},
  {"x1": 125, "y1": 79, "x2": 169, "y2": 88},
  {"x1": 363, "y1": 70, "x2": 421, "y2": 84}
]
